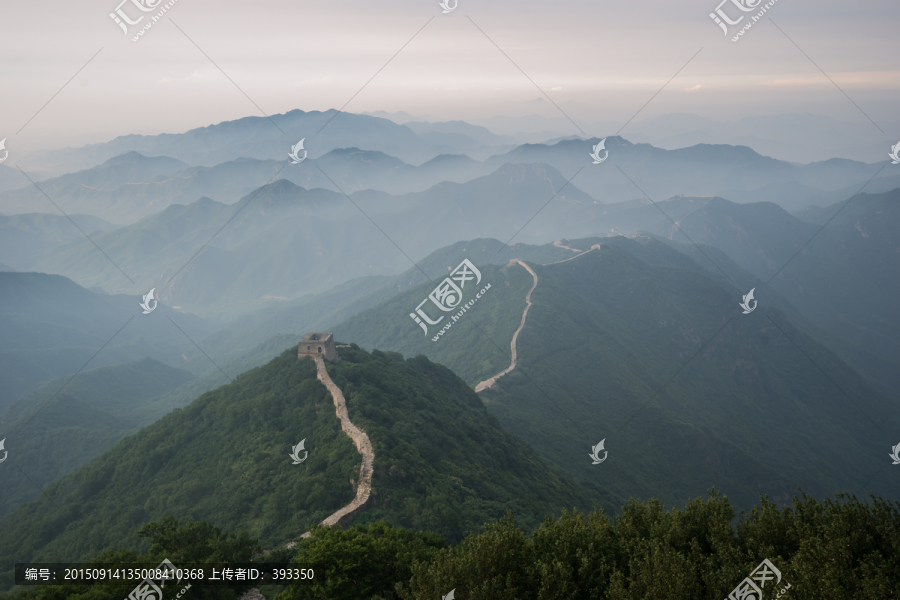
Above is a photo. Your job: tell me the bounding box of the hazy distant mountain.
[360,109,427,123]
[0,272,209,411]
[0,213,117,271]
[468,113,573,140]
[765,190,900,386]
[716,180,826,213]
[26,110,466,174]
[608,193,900,398]
[0,148,488,225]
[12,117,895,227]
[0,152,189,219]
[466,112,897,163]
[619,196,821,279]
[797,173,900,213]
[624,113,899,164]
[24,185,403,315]
[483,136,894,206]
[280,147,488,196]
[26,164,606,314]
[0,164,32,195]
[404,120,517,146]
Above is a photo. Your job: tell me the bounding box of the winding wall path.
[553,239,582,253]
[474,259,538,393]
[545,243,603,265]
[289,354,375,545]
[474,244,604,394]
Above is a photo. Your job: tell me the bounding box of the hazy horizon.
[1,0,897,160]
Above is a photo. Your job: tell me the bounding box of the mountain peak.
[101,150,151,165]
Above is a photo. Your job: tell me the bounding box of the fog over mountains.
[4,111,897,224]
[1,107,898,597]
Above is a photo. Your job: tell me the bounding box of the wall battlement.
[298,332,339,361]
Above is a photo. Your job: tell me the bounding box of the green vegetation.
[275,521,445,600]
[333,237,579,387]
[0,358,195,519]
[323,346,612,539]
[330,235,900,512]
[0,272,209,414]
[482,236,898,507]
[0,346,609,593]
[334,262,532,386]
[2,516,262,600]
[0,354,356,591]
[7,491,897,600]
[397,490,900,600]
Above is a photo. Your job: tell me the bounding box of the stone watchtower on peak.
[298,332,339,361]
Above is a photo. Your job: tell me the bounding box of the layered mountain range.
[1,109,897,597]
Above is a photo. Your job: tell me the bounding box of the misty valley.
[2,7,900,595]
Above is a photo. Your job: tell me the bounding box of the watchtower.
[298,332,339,361]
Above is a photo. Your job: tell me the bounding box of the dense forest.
[0,346,605,592]
[4,490,897,599]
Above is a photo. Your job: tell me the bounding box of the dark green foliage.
[323,346,613,540]
[398,491,900,600]
[334,262,534,386]
[0,358,195,519]
[274,521,445,600]
[0,353,357,591]
[482,236,899,508]
[332,235,900,512]
[0,517,262,600]
[0,345,607,593]
[136,516,262,564]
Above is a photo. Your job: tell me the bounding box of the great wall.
[244,244,606,597]
[286,342,375,548]
[474,259,538,393]
[474,242,603,393]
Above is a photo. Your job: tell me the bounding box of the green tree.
[275,521,445,600]
[137,516,262,564]
[1,518,263,600]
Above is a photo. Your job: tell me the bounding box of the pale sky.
[1,0,897,153]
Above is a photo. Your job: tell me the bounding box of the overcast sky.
[1,0,896,153]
